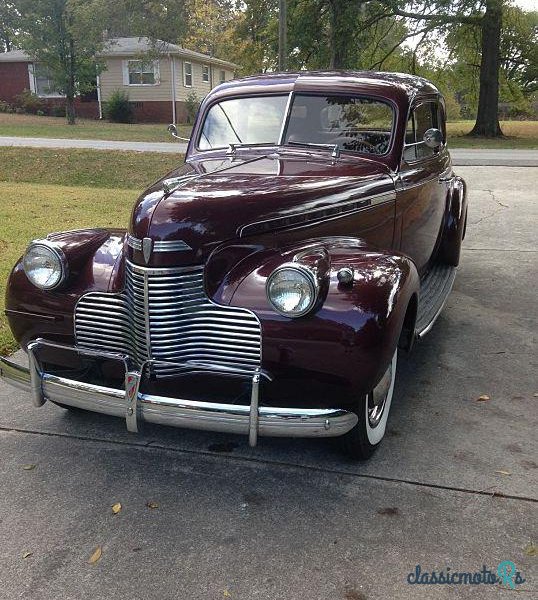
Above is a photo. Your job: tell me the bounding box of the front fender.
[222,237,419,399]
[5,229,126,349]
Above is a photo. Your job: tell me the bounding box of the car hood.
[129,151,395,267]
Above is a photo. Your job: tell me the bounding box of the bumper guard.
[0,339,358,446]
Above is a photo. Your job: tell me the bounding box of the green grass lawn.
[0,147,181,189]
[0,147,183,355]
[446,120,538,149]
[0,113,192,142]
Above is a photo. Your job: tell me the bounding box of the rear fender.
[439,176,467,266]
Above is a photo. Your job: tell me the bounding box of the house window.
[219,70,225,84]
[32,64,62,97]
[184,62,192,87]
[202,65,209,83]
[127,60,159,85]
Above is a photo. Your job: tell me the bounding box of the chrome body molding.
[127,234,193,253]
[75,261,262,378]
[238,190,396,237]
[0,341,359,444]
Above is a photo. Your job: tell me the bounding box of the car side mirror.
[423,128,443,149]
[167,124,190,142]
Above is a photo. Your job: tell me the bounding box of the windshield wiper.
[226,142,274,156]
[287,140,340,158]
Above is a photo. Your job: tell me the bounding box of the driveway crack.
[1,424,537,504]
[471,188,509,225]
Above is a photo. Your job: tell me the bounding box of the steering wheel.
[351,139,376,152]
[331,136,376,152]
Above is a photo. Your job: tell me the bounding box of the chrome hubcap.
[367,361,393,428]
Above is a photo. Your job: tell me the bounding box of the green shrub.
[50,104,66,118]
[184,90,201,124]
[443,93,461,121]
[13,90,46,115]
[0,100,13,113]
[104,90,134,123]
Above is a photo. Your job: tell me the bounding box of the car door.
[396,99,452,275]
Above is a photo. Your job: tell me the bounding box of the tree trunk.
[66,95,76,125]
[278,0,287,71]
[328,0,347,69]
[66,37,76,125]
[469,0,503,137]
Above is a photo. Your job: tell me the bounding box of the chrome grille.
[75,261,262,377]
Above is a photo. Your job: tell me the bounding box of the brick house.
[0,37,237,123]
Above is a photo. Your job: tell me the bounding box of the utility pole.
[278,0,287,71]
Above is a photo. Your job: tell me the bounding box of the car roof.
[214,71,440,102]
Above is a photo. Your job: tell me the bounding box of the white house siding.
[99,57,173,102]
[100,56,234,104]
[175,60,234,101]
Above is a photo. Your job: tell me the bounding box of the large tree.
[377,1,505,137]
[16,0,107,124]
[0,1,19,52]
[102,0,189,43]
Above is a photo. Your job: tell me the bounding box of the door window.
[403,101,442,162]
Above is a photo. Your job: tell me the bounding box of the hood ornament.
[142,237,153,264]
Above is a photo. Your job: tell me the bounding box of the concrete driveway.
[0,167,536,599]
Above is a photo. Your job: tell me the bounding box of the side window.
[403,114,416,162]
[403,101,441,163]
[414,103,435,159]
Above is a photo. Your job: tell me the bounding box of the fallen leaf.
[377,507,400,516]
[476,395,490,402]
[523,542,537,557]
[88,546,102,564]
[533,393,538,398]
[495,470,512,476]
[146,501,159,509]
[111,502,122,514]
[22,552,32,559]
[223,591,231,598]
[22,464,36,471]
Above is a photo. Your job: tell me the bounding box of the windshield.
[284,95,393,156]
[198,93,393,156]
[199,95,288,150]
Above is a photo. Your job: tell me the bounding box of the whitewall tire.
[340,349,397,460]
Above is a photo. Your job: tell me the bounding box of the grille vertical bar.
[75,261,262,377]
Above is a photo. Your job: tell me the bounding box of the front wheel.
[340,349,397,460]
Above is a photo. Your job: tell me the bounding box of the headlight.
[23,242,67,290]
[266,264,318,317]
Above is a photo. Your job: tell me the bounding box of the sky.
[513,0,537,9]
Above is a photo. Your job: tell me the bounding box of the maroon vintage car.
[0,72,467,459]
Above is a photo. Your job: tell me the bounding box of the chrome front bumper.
[0,339,358,446]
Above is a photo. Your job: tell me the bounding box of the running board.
[415,263,457,338]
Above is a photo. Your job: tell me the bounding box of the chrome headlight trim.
[266,263,319,318]
[23,240,68,290]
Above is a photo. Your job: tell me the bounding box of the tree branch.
[376,1,482,26]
